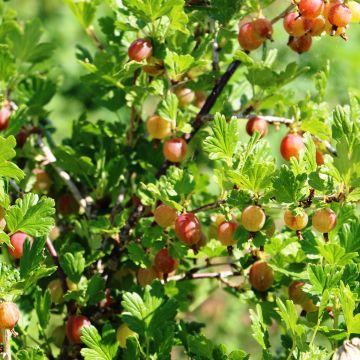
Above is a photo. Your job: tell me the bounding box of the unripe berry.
[284,13,311,37]
[66,315,91,344]
[246,116,268,137]
[249,261,274,292]
[0,302,20,329]
[349,1,360,22]
[284,209,308,231]
[32,169,52,193]
[66,278,78,291]
[238,23,263,51]
[299,0,324,19]
[128,39,152,62]
[9,231,33,259]
[154,204,177,228]
[217,221,238,246]
[241,205,266,232]
[117,324,136,348]
[328,4,352,27]
[163,138,187,163]
[280,133,305,161]
[154,249,177,274]
[0,105,11,131]
[48,279,64,304]
[146,115,172,139]
[175,88,195,107]
[252,18,273,39]
[175,213,202,246]
[136,266,159,287]
[288,34,312,54]
[312,208,337,233]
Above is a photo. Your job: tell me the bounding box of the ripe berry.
[175,88,195,107]
[57,194,79,215]
[299,0,324,19]
[136,266,159,287]
[246,116,268,137]
[252,18,273,39]
[280,133,305,161]
[284,12,311,37]
[217,221,238,246]
[307,15,326,36]
[349,1,360,22]
[288,34,312,54]
[312,208,337,233]
[284,209,308,231]
[249,261,274,292]
[32,169,52,193]
[9,231,33,259]
[175,213,202,246]
[316,150,324,165]
[0,302,20,329]
[66,315,91,344]
[0,106,10,131]
[238,23,263,51]
[288,281,317,312]
[128,39,152,62]
[328,4,352,27]
[154,204,177,228]
[117,324,136,348]
[323,0,342,18]
[48,279,64,304]
[154,249,177,274]
[163,138,187,163]
[241,205,266,232]
[146,115,172,139]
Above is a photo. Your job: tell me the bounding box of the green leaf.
[338,282,360,335]
[34,287,51,329]
[158,93,178,122]
[16,347,45,360]
[165,50,194,81]
[307,264,342,295]
[0,136,24,182]
[5,194,55,237]
[317,243,357,266]
[59,252,85,283]
[249,304,270,350]
[86,274,106,305]
[64,0,98,28]
[0,45,15,81]
[203,113,239,166]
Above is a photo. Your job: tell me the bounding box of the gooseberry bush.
[0,0,359,359]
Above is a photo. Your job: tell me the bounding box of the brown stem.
[190,199,226,214]
[166,269,242,282]
[270,4,295,24]
[85,26,104,51]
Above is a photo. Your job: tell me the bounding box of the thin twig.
[165,269,243,282]
[190,199,226,214]
[271,4,295,24]
[37,136,92,217]
[85,26,104,51]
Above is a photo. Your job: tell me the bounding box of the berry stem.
[270,4,296,24]
[190,199,226,213]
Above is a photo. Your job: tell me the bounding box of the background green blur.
[8,0,360,357]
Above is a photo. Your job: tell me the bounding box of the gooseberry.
[128,39,152,62]
[66,315,91,344]
[241,205,266,232]
[146,115,172,139]
[312,208,337,233]
[163,138,187,163]
[9,231,33,259]
[175,213,202,246]
[249,261,274,292]
[280,133,305,161]
[154,204,177,228]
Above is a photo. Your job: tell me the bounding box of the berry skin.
[252,18,273,39]
[246,116,268,137]
[349,1,360,22]
[117,324,136,348]
[307,15,326,36]
[57,194,79,215]
[288,281,317,312]
[288,34,312,54]
[217,221,238,246]
[312,208,337,233]
[163,138,187,163]
[0,106,10,131]
[154,249,177,274]
[128,39,152,62]
[175,88,195,107]
[175,213,202,246]
[32,169,52,193]
[328,4,352,27]
[280,133,305,161]
[249,261,274,292]
[284,209,308,231]
[136,266,159,287]
[48,279,64,304]
[66,315,91,344]
[0,302,20,329]
[154,204,177,228]
[284,13,311,37]
[9,231,33,259]
[146,115,172,139]
[241,205,266,232]
[238,23,263,51]
[299,0,324,19]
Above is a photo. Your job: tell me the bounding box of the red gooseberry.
[0,106,10,131]
[154,204,177,228]
[128,39,153,62]
[66,315,91,344]
[154,249,177,274]
[238,23,263,51]
[136,266,160,287]
[246,116,268,137]
[252,18,273,39]
[217,221,238,246]
[175,213,202,246]
[249,261,274,292]
[280,133,305,161]
[288,34,312,54]
[8,231,33,259]
[0,302,20,329]
[163,138,187,163]
[299,0,324,19]
[283,12,311,37]
[328,4,352,27]
[312,208,337,233]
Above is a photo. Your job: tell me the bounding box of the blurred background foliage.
[7,0,360,357]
